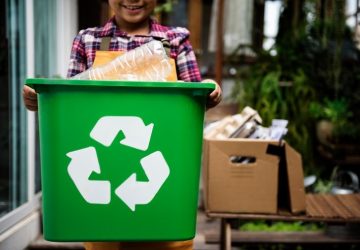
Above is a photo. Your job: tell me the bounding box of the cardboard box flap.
[275,142,305,214]
[284,143,306,213]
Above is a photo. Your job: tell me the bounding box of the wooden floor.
[306,194,360,220]
[207,194,360,223]
[205,194,360,250]
[205,231,360,245]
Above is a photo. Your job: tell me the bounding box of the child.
[23,0,222,110]
[23,1,222,249]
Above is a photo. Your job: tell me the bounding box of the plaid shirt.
[67,17,201,82]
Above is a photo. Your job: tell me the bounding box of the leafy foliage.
[232,52,317,173]
[309,98,359,143]
[154,0,178,14]
[313,179,333,193]
[240,220,322,232]
[230,0,360,174]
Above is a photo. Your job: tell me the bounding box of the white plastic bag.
[72,40,172,81]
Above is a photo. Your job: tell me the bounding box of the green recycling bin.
[26,78,214,242]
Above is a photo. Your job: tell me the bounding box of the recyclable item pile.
[202,106,306,215]
[204,106,288,141]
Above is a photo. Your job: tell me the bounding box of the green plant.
[154,0,177,14]
[313,179,333,193]
[310,99,351,122]
[232,59,317,173]
[230,0,360,175]
[239,220,323,232]
[309,99,359,143]
[301,1,360,145]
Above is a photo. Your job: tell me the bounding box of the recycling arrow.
[67,116,170,211]
[67,147,111,204]
[90,116,154,151]
[115,151,170,211]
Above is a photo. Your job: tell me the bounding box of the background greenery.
[231,0,360,177]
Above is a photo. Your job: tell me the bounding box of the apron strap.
[100,37,112,51]
[152,37,171,57]
[161,38,171,58]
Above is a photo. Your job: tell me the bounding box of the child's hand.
[202,79,222,109]
[23,85,38,111]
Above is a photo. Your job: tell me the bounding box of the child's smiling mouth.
[122,5,144,11]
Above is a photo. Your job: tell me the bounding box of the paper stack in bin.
[203,106,306,215]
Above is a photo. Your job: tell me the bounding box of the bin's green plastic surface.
[26,78,214,242]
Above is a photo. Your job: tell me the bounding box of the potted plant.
[310,99,355,143]
[310,98,360,163]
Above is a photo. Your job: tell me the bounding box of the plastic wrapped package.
[72,40,172,81]
[203,106,262,139]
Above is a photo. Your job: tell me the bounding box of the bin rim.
[26,78,215,92]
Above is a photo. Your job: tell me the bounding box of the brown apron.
[92,37,178,81]
[84,37,192,250]
[84,240,194,250]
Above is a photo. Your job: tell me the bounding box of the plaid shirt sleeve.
[173,29,202,82]
[67,30,87,78]
[176,39,202,82]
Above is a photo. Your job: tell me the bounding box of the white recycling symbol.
[66,116,170,212]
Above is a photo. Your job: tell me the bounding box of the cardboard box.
[203,139,305,214]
